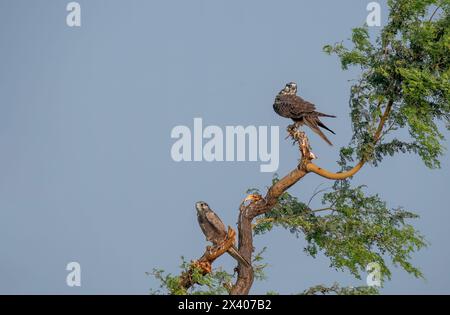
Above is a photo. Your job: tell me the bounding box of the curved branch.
[265,168,308,210]
[306,161,364,180]
[429,4,442,22]
[305,100,393,180]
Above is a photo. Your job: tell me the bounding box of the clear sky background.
[0,0,449,294]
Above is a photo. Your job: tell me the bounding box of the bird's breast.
[273,99,292,119]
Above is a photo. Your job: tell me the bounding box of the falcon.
[273,82,336,145]
[195,201,251,267]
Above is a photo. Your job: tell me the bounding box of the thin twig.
[429,4,442,22]
[307,184,332,207]
[312,207,336,213]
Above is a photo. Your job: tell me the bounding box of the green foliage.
[253,247,269,281]
[148,257,234,295]
[301,283,379,295]
[325,0,450,168]
[253,177,427,282]
[150,252,268,295]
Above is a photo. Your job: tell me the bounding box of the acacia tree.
[151,0,449,295]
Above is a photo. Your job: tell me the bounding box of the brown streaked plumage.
[273,82,336,145]
[195,201,251,267]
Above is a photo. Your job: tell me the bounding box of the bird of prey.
[195,201,251,267]
[273,82,336,145]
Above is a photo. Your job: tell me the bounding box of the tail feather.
[228,245,251,268]
[304,116,333,146]
[315,111,336,118]
[316,119,335,134]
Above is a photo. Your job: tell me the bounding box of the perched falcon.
[273,82,336,145]
[195,201,251,267]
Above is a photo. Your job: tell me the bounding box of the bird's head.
[279,82,297,95]
[195,201,209,213]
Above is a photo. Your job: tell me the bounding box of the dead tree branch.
[179,227,237,290]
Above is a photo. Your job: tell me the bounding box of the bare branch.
[179,227,237,290]
[429,4,442,22]
[312,207,335,213]
[305,100,393,180]
[307,183,332,207]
